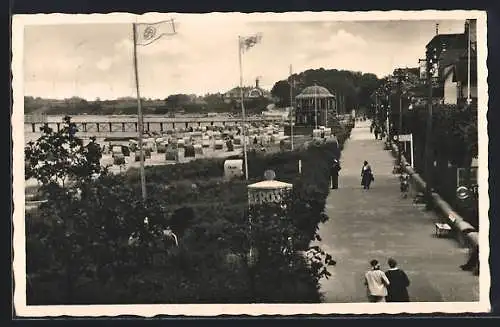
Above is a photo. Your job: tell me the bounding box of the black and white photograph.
[12,11,489,316]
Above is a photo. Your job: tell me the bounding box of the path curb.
[389,142,478,250]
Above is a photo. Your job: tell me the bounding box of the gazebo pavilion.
[295,84,336,128]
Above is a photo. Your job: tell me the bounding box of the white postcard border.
[12,10,490,316]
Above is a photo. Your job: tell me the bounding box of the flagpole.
[238,36,249,180]
[289,64,294,151]
[132,23,147,201]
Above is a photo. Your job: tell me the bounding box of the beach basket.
[214,140,224,150]
[184,145,195,158]
[193,144,203,155]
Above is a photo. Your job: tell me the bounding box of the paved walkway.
[317,120,479,303]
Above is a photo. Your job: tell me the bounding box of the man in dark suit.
[385,258,410,302]
[330,159,341,189]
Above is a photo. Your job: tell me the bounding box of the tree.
[270,80,292,107]
[25,117,178,303]
[165,94,192,111]
[270,68,383,111]
[25,116,105,189]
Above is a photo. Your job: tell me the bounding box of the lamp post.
[423,48,439,209]
[393,69,409,168]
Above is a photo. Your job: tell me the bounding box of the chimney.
[255,77,259,88]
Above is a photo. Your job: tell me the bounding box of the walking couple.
[364,258,410,303]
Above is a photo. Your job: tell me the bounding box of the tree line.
[24,93,272,116]
[270,68,382,114]
[25,68,386,117]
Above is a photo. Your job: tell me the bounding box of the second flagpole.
[132,23,147,201]
[238,36,249,181]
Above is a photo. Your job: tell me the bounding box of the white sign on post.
[397,134,414,168]
[398,134,412,142]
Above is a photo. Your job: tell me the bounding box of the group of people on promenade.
[370,121,387,140]
[364,258,410,303]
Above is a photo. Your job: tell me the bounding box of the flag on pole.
[135,19,176,46]
[131,19,176,201]
[240,33,263,52]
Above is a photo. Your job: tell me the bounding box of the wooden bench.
[435,223,452,237]
[413,192,426,204]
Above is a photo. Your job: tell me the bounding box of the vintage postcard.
[12,10,490,317]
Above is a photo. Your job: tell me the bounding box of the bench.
[435,222,452,237]
[413,192,426,204]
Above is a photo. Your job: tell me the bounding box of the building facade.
[224,78,271,103]
[425,19,477,104]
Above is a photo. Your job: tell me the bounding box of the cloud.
[332,29,367,48]
[316,29,367,53]
[22,17,467,99]
[96,56,114,71]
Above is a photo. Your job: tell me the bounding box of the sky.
[22,14,466,100]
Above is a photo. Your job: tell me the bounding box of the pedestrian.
[361,160,374,189]
[330,158,341,189]
[385,258,410,302]
[380,129,386,140]
[374,126,379,140]
[364,259,390,303]
[460,244,479,276]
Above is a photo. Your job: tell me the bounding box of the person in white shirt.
[364,259,390,302]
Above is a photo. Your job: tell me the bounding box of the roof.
[224,86,270,98]
[247,180,293,189]
[440,48,467,69]
[296,85,335,99]
[444,59,478,84]
[442,46,478,84]
[426,33,466,50]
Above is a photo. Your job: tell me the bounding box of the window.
[457,167,478,187]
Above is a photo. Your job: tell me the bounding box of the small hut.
[224,159,244,180]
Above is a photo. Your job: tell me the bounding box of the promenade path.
[317,120,479,303]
